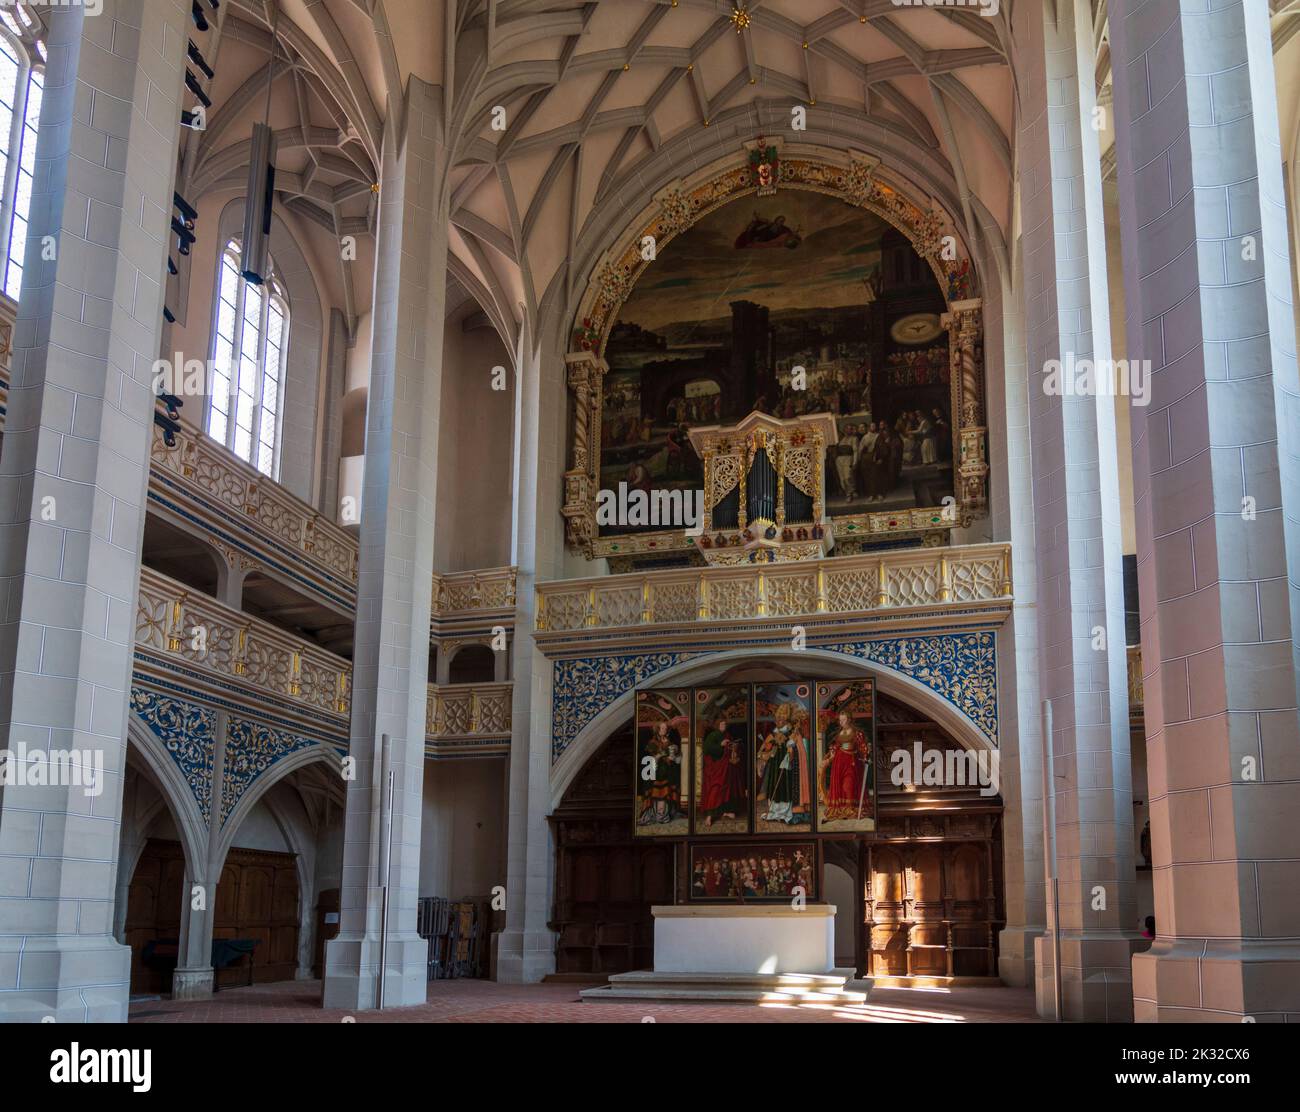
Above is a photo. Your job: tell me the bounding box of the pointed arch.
[125,713,209,876]
[548,646,996,810]
[216,745,339,867]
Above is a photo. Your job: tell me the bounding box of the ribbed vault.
[129,0,1300,347]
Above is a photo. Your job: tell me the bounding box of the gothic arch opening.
[550,679,1003,983]
[448,644,496,685]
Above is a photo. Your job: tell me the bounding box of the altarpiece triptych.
[634,679,876,901]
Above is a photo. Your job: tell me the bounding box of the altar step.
[869,974,1002,989]
[579,969,872,1005]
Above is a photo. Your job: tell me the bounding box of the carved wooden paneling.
[550,725,675,976]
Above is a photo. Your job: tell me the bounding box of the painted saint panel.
[692,685,751,835]
[634,689,691,836]
[815,679,876,832]
[689,842,817,901]
[753,682,814,833]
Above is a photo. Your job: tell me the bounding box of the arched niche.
[550,646,995,811]
[447,643,496,685]
[560,147,988,559]
[548,666,1004,982]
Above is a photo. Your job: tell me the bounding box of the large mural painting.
[600,190,954,526]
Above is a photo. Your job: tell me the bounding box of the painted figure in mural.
[637,719,683,826]
[853,421,877,498]
[757,704,811,825]
[870,420,893,501]
[664,423,690,479]
[901,411,919,464]
[820,710,872,821]
[834,424,859,499]
[733,212,802,250]
[624,460,652,494]
[917,411,937,465]
[932,408,951,462]
[699,714,747,826]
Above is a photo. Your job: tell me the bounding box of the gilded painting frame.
[562,145,988,560]
[753,681,815,834]
[814,678,877,833]
[691,684,752,836]
[634,688,692,838]
[688,840,820,903]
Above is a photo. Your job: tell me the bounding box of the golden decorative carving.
[149,420,358,589]
[690,411,835,565]
[136,566,514,745]
[1127,644,1144,711]
[562,351,607,555]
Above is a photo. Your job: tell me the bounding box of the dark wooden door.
[126,839,302,992]
[125,839,186,994]
[212,847,301,986]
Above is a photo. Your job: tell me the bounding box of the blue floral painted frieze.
[552,651,700,761]
[221,716,320,824]
[550,630,998,762]
[819,631,998,745]
[130,688,216,821]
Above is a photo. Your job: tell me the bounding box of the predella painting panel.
[692,685,751,836]
[601,189,953,533]
[754,682,815,834]
[815,679,877,833]
[634,689,691,837]
[689,842,818,902]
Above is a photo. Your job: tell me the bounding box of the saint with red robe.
[699,715,746,826]
[820,711,872,821]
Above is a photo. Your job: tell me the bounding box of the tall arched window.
[0,17,45,300]
[208,239,289,477]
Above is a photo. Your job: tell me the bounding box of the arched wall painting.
[600,190,953,533]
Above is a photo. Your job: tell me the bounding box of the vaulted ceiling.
[450,1,1019,346]
[173,1,1015,344]
[169,0,1300,349]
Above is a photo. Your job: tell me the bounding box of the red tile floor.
[128,977,1042,1023]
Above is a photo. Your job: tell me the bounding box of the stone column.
[172,709,224,999]
[322,79,448,1010]
[172,864,216,999]
[0,0,189,1023]
[1109,0,1300,1021]
[212,546,247,609]
[494,320,566,983]
[1017,0,1141,1021]
[987,254,1046,988]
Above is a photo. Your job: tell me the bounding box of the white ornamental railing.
[136,566,512,742]
[536,543,1012,633]
[149,420,358,595]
